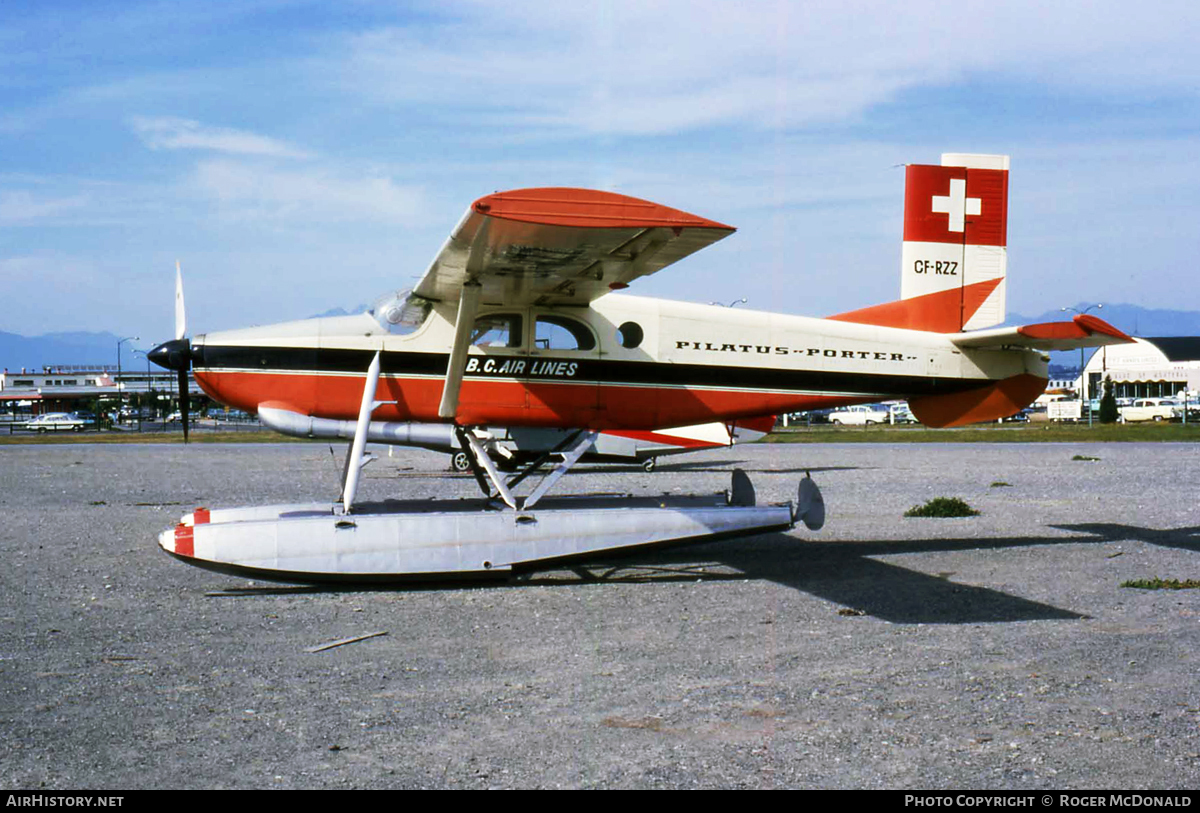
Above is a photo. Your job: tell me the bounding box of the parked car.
[1158,398,1200,421]
[828,404,890,426]
[1118,398,1180,423]
[787,409,832,425]
[212,408,253,422]
[888,403,918,424]
[24,413,88,433]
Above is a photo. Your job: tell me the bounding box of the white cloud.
[0,190,90,224]
[190,159,426,225]
[131,116,312,159]
[334,1,1200,137]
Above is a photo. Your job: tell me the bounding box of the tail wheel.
[642,457,657,472]
[450,450,472,472]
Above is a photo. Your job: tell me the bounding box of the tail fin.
[831,153,1009,333]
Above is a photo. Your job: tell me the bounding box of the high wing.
[950,313,1133,352]
[413,188,735,308]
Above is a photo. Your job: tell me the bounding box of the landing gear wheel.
[450,450,472,472]
[642,457,657,472]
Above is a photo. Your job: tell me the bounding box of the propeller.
[148,261,192,443]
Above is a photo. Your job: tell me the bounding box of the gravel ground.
[1,440,1198,789]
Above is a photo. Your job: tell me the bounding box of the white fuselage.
[188,293,1045,430]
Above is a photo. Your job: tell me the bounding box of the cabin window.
[369,289,432,335]
[535,315,595,351]
[617,321,644,349]
[471,314,523,348]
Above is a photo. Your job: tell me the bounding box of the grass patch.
[1072,454,1101,461]
[0,431,310,445]
[1121,578,1200,590]
[990,481,1012,488]
[904,497,980,518]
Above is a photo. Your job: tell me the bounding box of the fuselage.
[188,293,1048,431]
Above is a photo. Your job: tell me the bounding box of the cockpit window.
[535,314,596,351]
[370,289,431,335]
[471,314,523,348]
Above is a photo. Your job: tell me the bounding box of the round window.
[617,321,644,349]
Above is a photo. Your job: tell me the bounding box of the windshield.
[369,289,432,335]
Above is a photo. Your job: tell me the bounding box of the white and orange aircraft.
[149,153,1132,582]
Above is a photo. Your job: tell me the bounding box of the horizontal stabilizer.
[949,314,1133,352]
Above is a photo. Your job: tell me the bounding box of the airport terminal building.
[1083,337,1200,401]
[0,366,200,417]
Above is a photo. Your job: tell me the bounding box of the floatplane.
[148,153,1131,582]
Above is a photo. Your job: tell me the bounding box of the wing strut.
[340,351,396,514]
[458,427,519,509]
[454,427,599,511]
[522,430,598,510]
[437,281,482,420]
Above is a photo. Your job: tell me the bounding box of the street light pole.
[116,336,138,430]
[132,348,153,432]
[1061,305,1102,427]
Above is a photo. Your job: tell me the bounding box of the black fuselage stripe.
[196,345,986,398]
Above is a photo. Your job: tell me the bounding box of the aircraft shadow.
[555,533,1089,625]
[725,465,866,475]
[605,520,1200,623]
[1050,522,1200,554]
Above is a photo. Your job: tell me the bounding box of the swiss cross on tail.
[901,154,1010,331]
[931,179,981,232]
[904,161,1008,245]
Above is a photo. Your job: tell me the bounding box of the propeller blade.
[174,260,187,341]
[178,368,189,443]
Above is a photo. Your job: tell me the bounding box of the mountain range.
[4,303,1199,373]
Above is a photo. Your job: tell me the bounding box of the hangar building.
[1083,337,1200,401]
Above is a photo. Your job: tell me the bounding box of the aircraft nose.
[148,338,191,371]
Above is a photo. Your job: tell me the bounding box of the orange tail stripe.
[828,278,1003,333]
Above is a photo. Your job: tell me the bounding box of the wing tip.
[472,187,735,232]
[1075,313,1134,343]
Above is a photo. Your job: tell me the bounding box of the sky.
[2,0,1199,351]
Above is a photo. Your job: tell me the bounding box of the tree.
[1099,376,1119,423]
